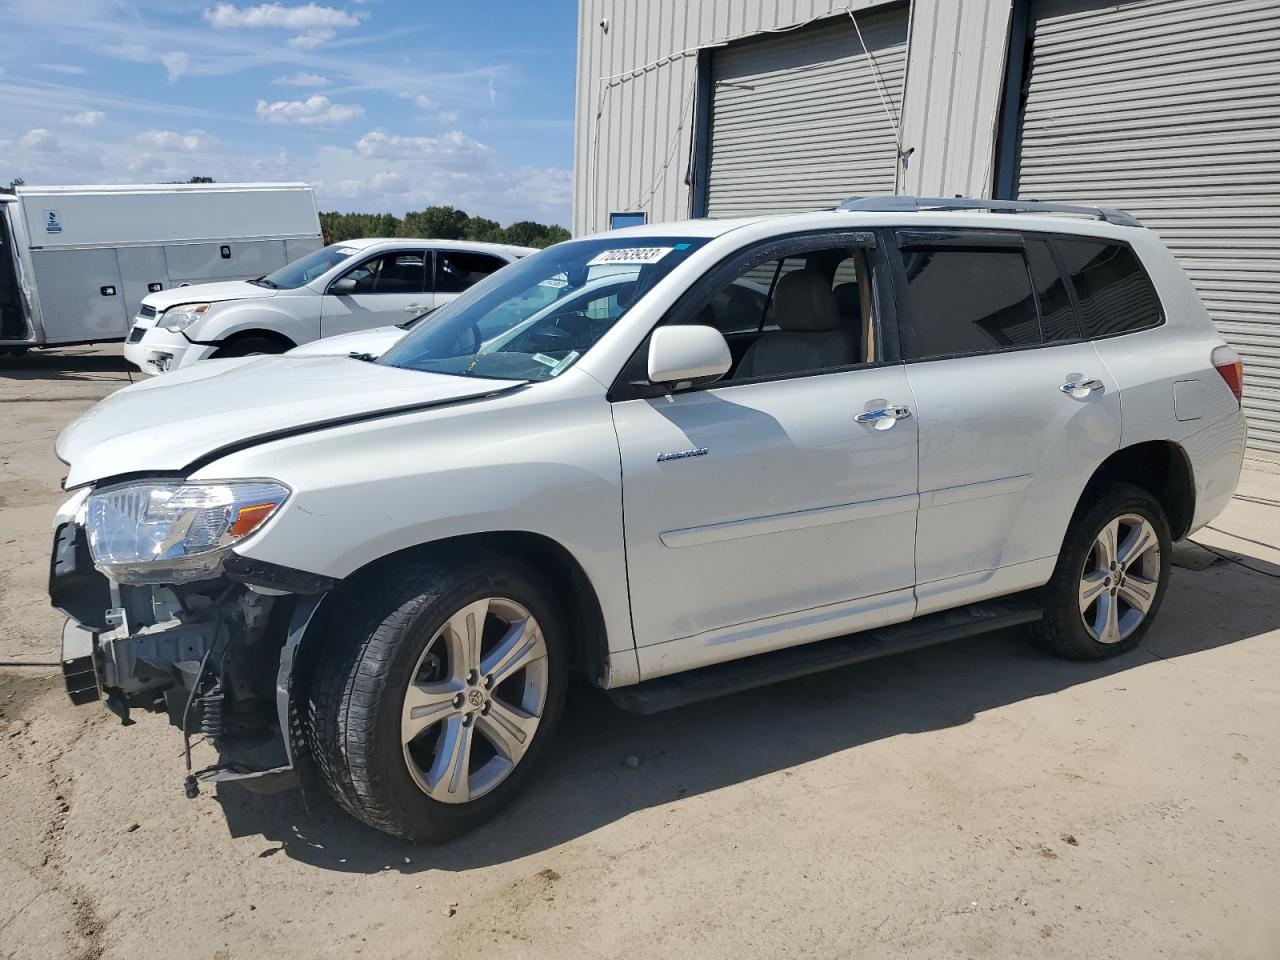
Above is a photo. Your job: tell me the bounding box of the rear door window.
[435,251,508,294]
[895,244,1040,359]
[1053,238,1163,338]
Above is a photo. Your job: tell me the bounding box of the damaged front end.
[49,481,332,797]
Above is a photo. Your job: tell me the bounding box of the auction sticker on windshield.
[587,247,672,266]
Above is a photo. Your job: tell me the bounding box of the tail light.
[1212,345,1243,404]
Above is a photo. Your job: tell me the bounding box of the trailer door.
[31,248,127,344]
[0,204,28,341]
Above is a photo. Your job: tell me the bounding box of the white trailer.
[0,182,322,350]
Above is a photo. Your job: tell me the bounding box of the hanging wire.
[848,8,906,193]
[618,72,700,215]
[586,5,886,228]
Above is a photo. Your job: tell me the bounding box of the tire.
[1032,481,1172,660]
[304,553,568,841]
[210,336,289,358]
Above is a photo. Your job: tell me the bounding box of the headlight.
[85,480,290,584]
[158,303,211,331]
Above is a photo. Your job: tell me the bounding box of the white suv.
[122,238,534,375]
[51,198,1246,841]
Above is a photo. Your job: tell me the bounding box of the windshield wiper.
[249,276,278,289]
[347,351,378,363]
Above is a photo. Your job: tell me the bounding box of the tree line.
[320,206,570,249]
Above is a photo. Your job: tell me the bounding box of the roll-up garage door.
[706,8,909,219]
[1016,0,1280,454]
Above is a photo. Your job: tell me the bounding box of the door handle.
[403,304,427,312]
[1060,378,1103,396]
[856,404,912,427]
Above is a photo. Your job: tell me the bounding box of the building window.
[609,212,647,230]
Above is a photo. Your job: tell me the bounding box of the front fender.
[189,372,636,661]
[186,299,319,346]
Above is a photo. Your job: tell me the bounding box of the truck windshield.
[258,244,359,289]
[379,236,708,381]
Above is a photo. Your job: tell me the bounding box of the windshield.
[379,236,708,381]
[259,244,360,289]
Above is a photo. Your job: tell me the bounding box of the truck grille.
[127,326,145,343]
[137,305,157,321]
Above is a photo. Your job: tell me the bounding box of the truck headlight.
[85,480,290,584]
[158,303,211,331]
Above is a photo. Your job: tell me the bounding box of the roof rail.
[836,195,1142,228]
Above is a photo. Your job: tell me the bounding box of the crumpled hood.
[57,354,522,487]
[286,324,407,358]
[140,280,278,315]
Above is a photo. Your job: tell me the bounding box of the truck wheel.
[304,554,568,841]
[1032,482,1171,660]
[211,336,288,358]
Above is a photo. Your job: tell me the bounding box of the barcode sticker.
[586,247,672,266]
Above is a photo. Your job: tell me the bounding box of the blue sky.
[0,0,579,226]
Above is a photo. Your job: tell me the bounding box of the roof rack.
[836,195,1142,228]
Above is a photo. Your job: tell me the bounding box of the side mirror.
[330,277,357,295]
[647,325,731,387]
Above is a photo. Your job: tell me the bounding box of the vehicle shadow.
[215,547,1280,872]
[0,347,135,383]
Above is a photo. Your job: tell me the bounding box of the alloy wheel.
[1078,513,1162,644]
[400,597,549,803]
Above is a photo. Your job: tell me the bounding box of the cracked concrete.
[2,346,1279,959]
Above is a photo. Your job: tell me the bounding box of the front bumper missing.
[61,618,99,705]
[49,520,331,795]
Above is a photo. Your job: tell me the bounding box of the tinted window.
[1054,239,1162,338]
[435,251,507,294]
[339,251,427,294]
[1026,240,1080,342]
[898,246,1039,359]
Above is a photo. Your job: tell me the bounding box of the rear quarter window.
[1053,238,1163,338]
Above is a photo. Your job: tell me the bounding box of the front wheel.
[210,336,289,358]
[1032,482,1171,660]
[304,555,568,841]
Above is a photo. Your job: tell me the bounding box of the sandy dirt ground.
[2,346,1278,960]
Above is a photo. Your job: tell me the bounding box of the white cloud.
[135,129,219,152]
[203,1,362,30]
[288,28,334,47]
[399,93,464,125]
[162,51,190,82]
[273,72,330,87]
[65,110,106,127]
[255,94,364,125]
[308,130,570,225]
[355,129,491,165]
[37,63,89,76]
[371,171,408,193]
[203,2,365,47]
[19,128,60,152]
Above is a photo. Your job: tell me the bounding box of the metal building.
[572,0,1280,454]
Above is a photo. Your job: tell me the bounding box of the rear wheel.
[1033,482,1171,660]
[305,554,567,841]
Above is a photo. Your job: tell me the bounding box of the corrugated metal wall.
[706,10,909,217]
[899,0,1012,197]
[573,0,1013,234]
[1016,0,1280,453]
